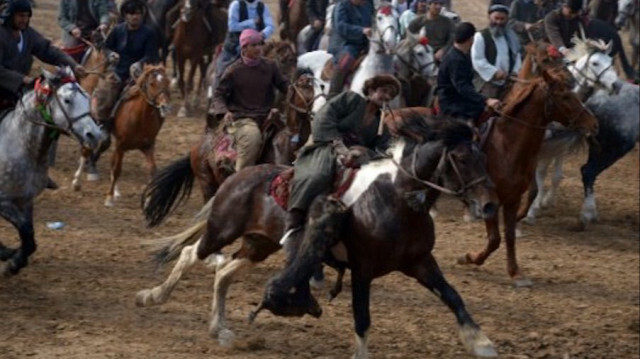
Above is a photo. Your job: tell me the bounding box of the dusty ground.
[0,0,638,358]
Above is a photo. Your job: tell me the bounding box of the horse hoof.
[177,106,188,118]
[513,276,533,288]
[459,325,498,358]
[521,216,536,225]
[217,328,236,347]
[515,227,527,238]
[104,197,115,207]
[457,254,471,265]
[72,180,81,192]
[309,277,324,290]
[114,188,122,198]
[86,173,100,181]
[135,289,154,307]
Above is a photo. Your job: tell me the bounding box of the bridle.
[567,51,615,93]
[395,43,437,78]
[139,68,170,111]
[285,74,316,114]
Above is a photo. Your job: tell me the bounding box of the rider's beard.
[489,23,505,38]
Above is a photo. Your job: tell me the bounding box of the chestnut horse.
[142,69,315,227]
[104,64,171,207]
[136,119,499,357]
[457,67,599,286]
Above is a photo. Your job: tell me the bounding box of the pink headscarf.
[239,29,262,48]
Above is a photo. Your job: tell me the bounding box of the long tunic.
[288,91,390,211]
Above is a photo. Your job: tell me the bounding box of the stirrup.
[279,226,301,246]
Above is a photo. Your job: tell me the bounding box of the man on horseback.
[436,22,501,121]
[267,74,401,310]
[327,0,374,99]
[471,1,523,99]
[302,0,329,51]
[0,0,86,111]
[92,0,158,129]
[544,0,585,56]
[214,0,274,88]
[211,28,288,172]
[407,0,456,63]
[57,0,110,49]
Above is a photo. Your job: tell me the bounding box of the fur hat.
[239,29,262,48]
[362,75,401,98]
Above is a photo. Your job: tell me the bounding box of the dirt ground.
[1,0,638,358]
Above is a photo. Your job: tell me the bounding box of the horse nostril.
[483,203,497,219]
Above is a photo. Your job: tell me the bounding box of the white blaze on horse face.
[340,140,405,207]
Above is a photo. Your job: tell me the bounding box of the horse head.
[36,67,104,150]
[616,0,637,28]
[539,67,599,136]
[371,4,399,55]
[136,64,171,117]
[284,69,315,137]
[566,36,624,95]
[396,36,437,79]
[263,41,298,80]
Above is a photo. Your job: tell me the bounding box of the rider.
[302,0,329,51]
[544,0,585,56]
[399,0,427,38]
[214,0,274,89]
[57,0,111,49]
[407,0,455,63]
[211,28,288,172]
[0,0,86,110]
[268,75,401,308]
[436,22,501,121]
[471,1,523,99]
[92,0,158,128]
[327,0,374,99]
[508,0,558,47]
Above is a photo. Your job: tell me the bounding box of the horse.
[172,0,210,117]
[521,40,639,228]
[297,4,400,113]
[144,0,180,68]
[456,66,599,286]
[136,119,500,358]
[584,17,637,80]
[142,69,315,227]
[394,35,438,107]
[279,0,308,45]
[103,64,171,207]
[616,0,640,72]
[0,68,104,276]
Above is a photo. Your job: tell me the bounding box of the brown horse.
[172,0,209,117]
[279,0,309,45]
[104,64,171,207]
[135,119,499,357]
[142,69,315,227]
[456,67,599,287]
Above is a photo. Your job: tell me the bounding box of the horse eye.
[64,98,71,104]
[416,52,424,57]
[591,61,599,67]
[377,16,383,21]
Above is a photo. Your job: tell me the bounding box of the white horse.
[394,35,438,106]
[297,4,400,113]
[616,0,639,71]
[523,38,636,227]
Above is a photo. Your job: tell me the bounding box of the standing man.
[436,22,501,121]
[471,1,522,99]
[1,0,86,109]
[214,0,274,88]
[407,0,456,63]
[211,29,288,172]
[58,0,110,49]
[92,0,158,128]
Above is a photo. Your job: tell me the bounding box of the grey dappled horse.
[0,67,104,276]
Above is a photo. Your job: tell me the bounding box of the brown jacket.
[544,9,583,50]
[212,57,288,127]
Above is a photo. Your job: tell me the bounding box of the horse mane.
[383,110,473,149]
[396,35,417,54]
[566,36,610,62]
[427,119,474,149]
[135,64,163,88]
[501,78,544,116]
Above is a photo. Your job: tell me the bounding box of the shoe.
[45,176,59,190]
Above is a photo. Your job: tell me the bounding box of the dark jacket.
[58,0,111,46]
[327,0,373,55]
[306,0,329,23]
[544,8,582,50]
[436,46,486,119]
[104,23,159,82]
[0,25,76,97]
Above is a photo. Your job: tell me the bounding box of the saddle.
[319,54,367,82]
[269,164,360,210]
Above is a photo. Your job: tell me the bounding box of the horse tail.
[537,127,587,161]
[146,197,214,266]
[142,154,195,227]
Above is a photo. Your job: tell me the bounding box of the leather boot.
[327,68,348,100]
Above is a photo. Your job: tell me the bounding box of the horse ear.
[41,68,55,81]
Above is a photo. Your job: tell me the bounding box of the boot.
[327,68,348,100]
[45,176,59,190]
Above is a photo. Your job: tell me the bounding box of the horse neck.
[398,141,447,207]
[519,54,536,80]
[79,50,104,94]
[3,94,56,165]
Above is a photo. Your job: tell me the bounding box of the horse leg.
[105,147,124,207]
[523,159,549,224]
[542,155,564,208]
[458,214,501,267]
[177,56,188,118]
[406,254,497,357]
[136,237,204,306]
[0,242,17,261]
[209,256,253,346]
[142,146,157,179]
[72,151,88,191]
[0,203,35,277]
[350,275,372,359]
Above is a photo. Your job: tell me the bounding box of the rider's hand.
[493,69,507,81]
[486,98,501,110]
[98,24,108,32]
[339,148,366,169]
[434,48,445,61]
[312,19,323,29]
[71,27,82,38]
[362,27,373,37]
[74,65,87,79]
[255,16,263,27]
